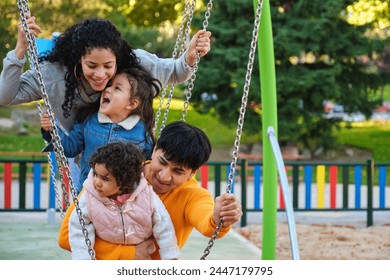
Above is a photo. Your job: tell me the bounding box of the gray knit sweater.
[0,49,193,132]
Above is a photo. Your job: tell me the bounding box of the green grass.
[337,121,390,162]
[381,84,390,101]
[335,83,390,162]
[0,105,44,153]
[153,98,239,148]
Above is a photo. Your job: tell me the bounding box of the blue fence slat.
[379,166,386,208]
[304,166,312,209]
[254,165,261,209]
[33,163,42,209]
[354,166,362,209]
[49,152,57,209]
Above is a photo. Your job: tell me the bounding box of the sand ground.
[237,221,390,260]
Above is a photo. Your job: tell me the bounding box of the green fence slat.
[18,162,27,209]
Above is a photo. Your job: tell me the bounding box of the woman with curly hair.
[69,141,179,260]
[0,15,211,133]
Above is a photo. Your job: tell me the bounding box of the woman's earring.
[73,64,82,80]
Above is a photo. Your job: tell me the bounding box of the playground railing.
[198,159,390,227]
[0,153,66,212]
[1,157,390,227]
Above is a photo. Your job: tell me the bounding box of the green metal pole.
[255,0,278,260]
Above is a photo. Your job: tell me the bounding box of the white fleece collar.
[97,112,140,130]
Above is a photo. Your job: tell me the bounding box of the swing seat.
[41,141,54,153]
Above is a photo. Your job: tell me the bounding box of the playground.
[1,1,389,266]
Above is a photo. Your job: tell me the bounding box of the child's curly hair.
[89,142,145,194]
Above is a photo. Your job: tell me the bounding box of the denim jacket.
[42,112,153,192]
[1,49,193,133]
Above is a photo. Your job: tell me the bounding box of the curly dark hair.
[121,67,161,146]
[40,18,141,119]
[89,142,145,194]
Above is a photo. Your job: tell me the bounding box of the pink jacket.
[68,171,179,259]
[84,174,154,244]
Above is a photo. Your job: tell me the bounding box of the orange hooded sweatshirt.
[58,177,231,259]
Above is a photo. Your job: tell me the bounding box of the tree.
[0,1,21,67]
[0,0,186,70]
[103,0,182,27]
[191,0,262,135]
[346,0,390,98]
[346,0,390,32]
[192,0,390,155]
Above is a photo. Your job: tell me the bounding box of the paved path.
[2,209,388,260]
[1,178,388,260]
[0,212,261,260]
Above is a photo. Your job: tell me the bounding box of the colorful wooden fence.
[0,153,68,211]
[1,158,389,227]
[199,160,390,227]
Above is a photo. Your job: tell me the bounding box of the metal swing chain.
[17,0,96,260]
[16,0,68,217]
[181,0,213,122]
[153,0,194,135]
[200,0,263,260]
[157,0,213,133]
[158,0,196,134]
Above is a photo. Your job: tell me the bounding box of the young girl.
[41,67,160,193]
[69,141,179,260]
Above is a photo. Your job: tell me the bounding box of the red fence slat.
[330,166,338,208]
[4,163,12,209]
